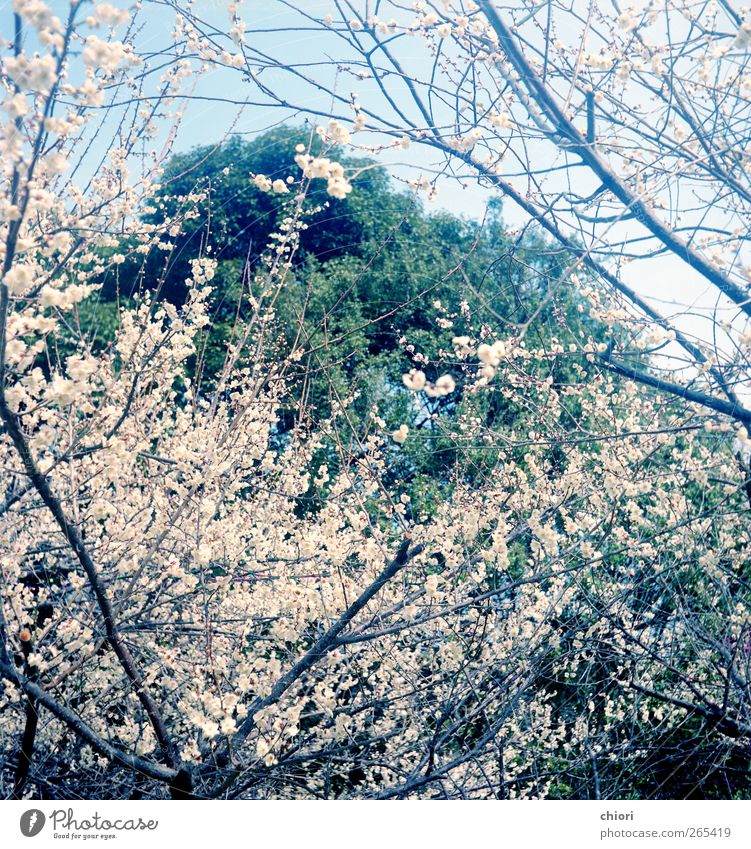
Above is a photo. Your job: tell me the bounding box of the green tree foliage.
[88,127,612,503]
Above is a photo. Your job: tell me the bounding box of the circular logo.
[20,810,46,837]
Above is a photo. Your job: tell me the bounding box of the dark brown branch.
[0,660,178,785]
[11,629,38,799]
[631,682,751,739]
[596,355,751,425]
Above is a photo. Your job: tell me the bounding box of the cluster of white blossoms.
[82,35,134,72]
[12,0,63,36]
[318,118,351,146]
[4,53,58,92]
[391,423,409,444]
[401,368,456,397]
[85,2,130,28]
[251,173,292,194]
[402,367,427,391]
[474,339,509,380]
[2,263,38,296]
[294,147,353,199]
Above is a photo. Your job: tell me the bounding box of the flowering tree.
[1,0,750,801]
